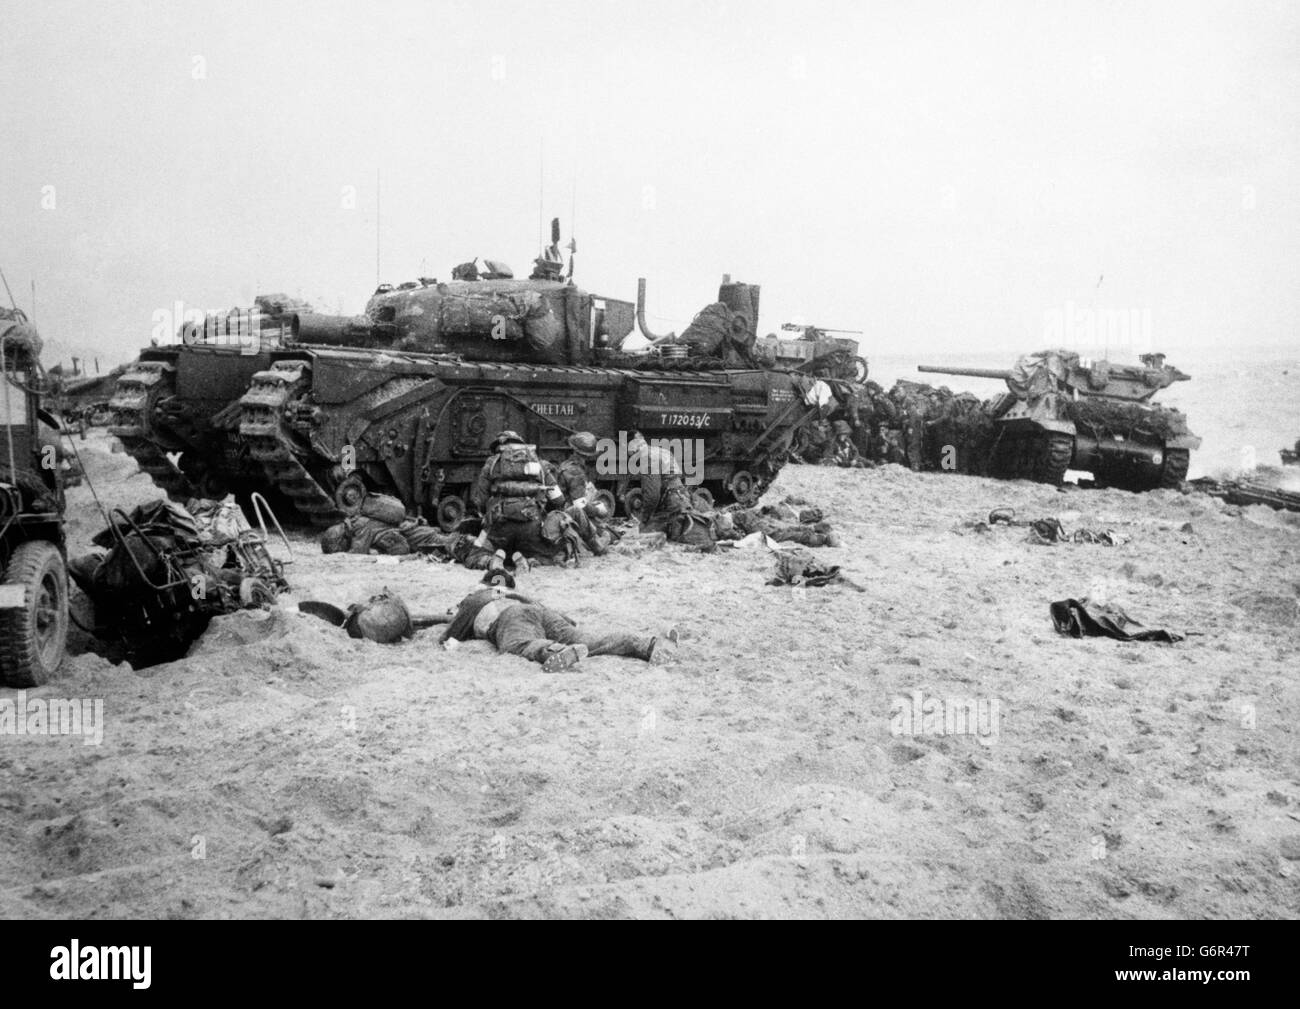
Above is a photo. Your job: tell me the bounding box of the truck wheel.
[0,542,69,687]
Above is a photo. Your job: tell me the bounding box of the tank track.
[239,362,342,527]
[989,430,1073,485]
[1035,433,1074,486]
[107,362,197,501]
[1160,448,1190,489]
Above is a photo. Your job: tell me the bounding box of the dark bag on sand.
[667,511,716,551]
[1049,597,1183,643]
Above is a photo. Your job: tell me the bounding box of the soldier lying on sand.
[713,500,841,547]
[440,587,679,672]
[320,514,502,566]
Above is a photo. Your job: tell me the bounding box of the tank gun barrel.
[917,365,1011,380]
[290,313,384,347]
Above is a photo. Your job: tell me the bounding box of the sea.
[867,345,1300,487]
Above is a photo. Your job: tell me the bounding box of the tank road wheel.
[436,495,467,532]
[690,486,715,512]
[728,469,757,505]
[1033,434,1074,486]
[1160,448,1190,490]
[0,542,70,687]
[335,475,368,516]
[592,488,617,519]
[623,487,647,523]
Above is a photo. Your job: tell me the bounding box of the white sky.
[1,0,1297,368]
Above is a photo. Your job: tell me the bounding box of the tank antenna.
[375,167,382,286]
[537,140,545,252]
[0,266,17,310]
[568,171,577,280]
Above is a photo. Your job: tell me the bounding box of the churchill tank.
[918,350,1200,491]
[115,224,843,525]
[108,295,310,503]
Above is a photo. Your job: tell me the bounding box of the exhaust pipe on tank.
[636,278,677,344]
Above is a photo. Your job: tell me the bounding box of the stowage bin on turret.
[918,349,1200,491]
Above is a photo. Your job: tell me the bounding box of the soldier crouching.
[470,430,568,567]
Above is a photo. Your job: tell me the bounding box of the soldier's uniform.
[826,420,867,467]
[718,505,840,547]
[555,432,612,556]
[470,431,565,563]
[320,515,496,566]
[628,432,691,530]
[441,588,674,672]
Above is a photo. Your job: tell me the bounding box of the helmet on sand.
[320,522,350,554]
[343,589,414,644]
[490,430,524,452]
[567,431,599,457]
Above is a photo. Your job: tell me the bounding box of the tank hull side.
[238,347,820,524]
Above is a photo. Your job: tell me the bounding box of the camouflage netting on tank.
[680,303,740,357]
[0,318,42,360]
[395,289,564,361]
[253,293,314,318]
[1064,398,1191,439]
[1006,350,1073,401]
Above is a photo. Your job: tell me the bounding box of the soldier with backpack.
[470,430,566,565]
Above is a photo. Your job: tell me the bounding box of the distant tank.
[114,224,844,525]
[1280,439,1298,467]
[918,349,1200,491]
[754,324,868,382]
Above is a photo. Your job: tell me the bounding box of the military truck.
[919,349,1200,491]
[0,308,69,686]
[754,324,868,382]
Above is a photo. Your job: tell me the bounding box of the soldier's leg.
[518,519,566,564]
[537,608,654,660]
[488,605,559,664]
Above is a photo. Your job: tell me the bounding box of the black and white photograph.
[0,0,1296,945]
